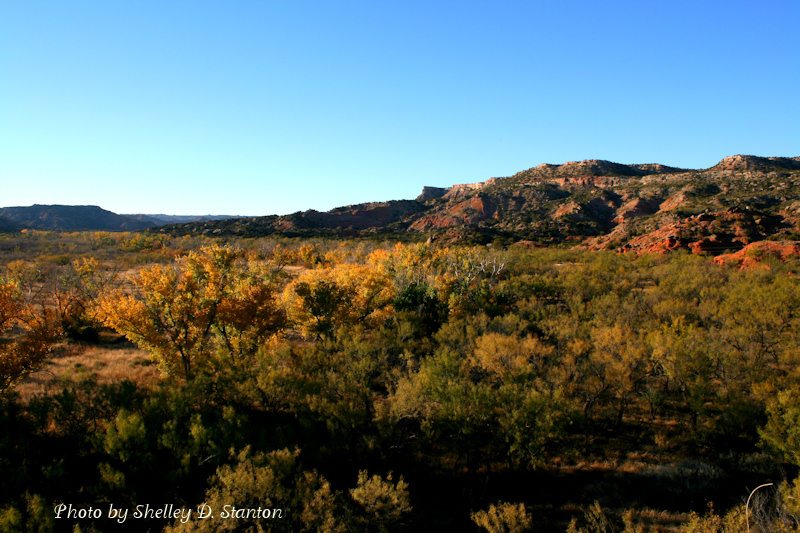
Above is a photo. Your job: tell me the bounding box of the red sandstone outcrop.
[443,177,503,198]
[616,224,687,254]
[553,201,584,219]
[658,191,687,212]
[613,198,657,223]
[587,207,768,255]
[548,175,623,188]
[713,241,800,269]
[410,196,495,230]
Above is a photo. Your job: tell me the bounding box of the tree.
[164,447,341,533]
[282,255,395,339]
[588,324,651,424]
[349,470,412,533]
[165,449,411,533]
[0,279,58,393]
[471,502,533,533]
[96,245,286,381]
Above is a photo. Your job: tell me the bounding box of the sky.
[2,1,798,216]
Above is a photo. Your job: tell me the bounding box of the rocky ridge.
[153,155,800,256]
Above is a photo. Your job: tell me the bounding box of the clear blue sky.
[2,1,798,216]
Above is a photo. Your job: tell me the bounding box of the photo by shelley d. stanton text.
[54,503,284,524]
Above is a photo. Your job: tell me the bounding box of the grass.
[15,331,159,401]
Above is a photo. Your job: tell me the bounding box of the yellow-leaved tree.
[0,279,58,393]
[282,250,395,339]
[96,245,286,381]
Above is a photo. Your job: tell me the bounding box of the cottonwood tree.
[0,279,58,393]
[282,253,395,339]
[96,245,286,381]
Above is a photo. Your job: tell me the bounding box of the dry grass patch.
[16,336,159,401]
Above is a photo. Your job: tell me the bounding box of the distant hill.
[0,206,245,232]
[0,205,155,231]
[152,155,800,254]
[125,214,244,225]
[0,216,19,233]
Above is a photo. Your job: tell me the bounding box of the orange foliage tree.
[96,245,286,381]
[0,279,58,393]
[282,250,395,339]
